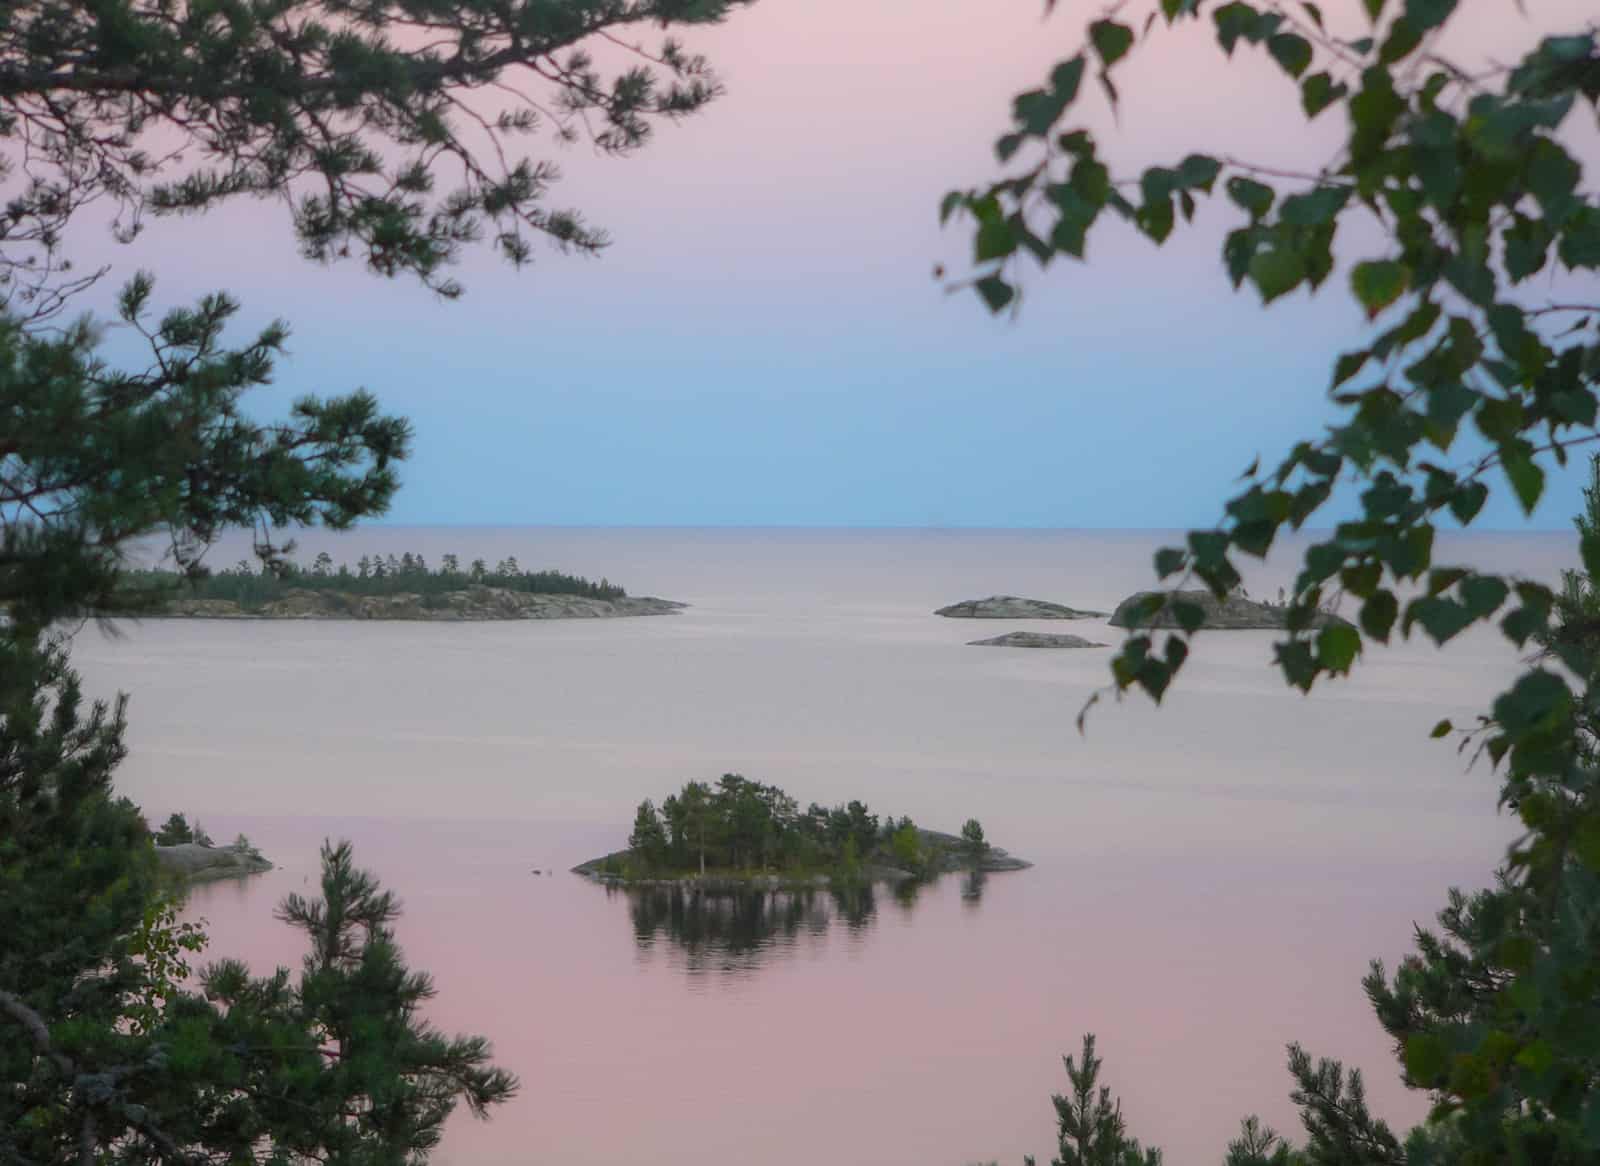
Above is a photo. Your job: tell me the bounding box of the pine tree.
[1035,1036,1161,1166]
[3,831,517,1162]
[155,812,194,846]
[629,800,669,869]
[680,781,713,877]
[0,0,752,310]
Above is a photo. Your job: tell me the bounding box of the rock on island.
[967,631,1107,649]
[1109,589,1352,630]
[935,595,1107,620]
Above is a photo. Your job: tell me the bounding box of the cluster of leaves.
[625,774,953,879]
[0,274,412,636]
[130,549,628,609]
[0,0,753,309]
[951,0,1600,1159]
[946,0,1599,706]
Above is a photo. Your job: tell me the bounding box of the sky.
[69,0,1600,529]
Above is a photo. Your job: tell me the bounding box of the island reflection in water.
[606,870,989,976]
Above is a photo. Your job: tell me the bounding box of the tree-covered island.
[126,553,685,620]
[572,775,1030,887]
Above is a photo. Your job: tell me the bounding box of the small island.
[967,631,1107,649]
[150,814,273,884]
[573,775,1029,889]
[936,595,1107,620]
[1109,588,1353,630]
[129,553,685,621]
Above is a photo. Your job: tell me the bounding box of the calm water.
[74,528,1572,1163]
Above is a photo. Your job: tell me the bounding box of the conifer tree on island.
[946,0,1600,1158]
[0,0,753,1160]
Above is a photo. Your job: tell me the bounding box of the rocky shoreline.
[1109,589,1352,631]
[149,585,686,621]
[572,828,1030,890]
[154,842,273,884]
[968,631,1107,649]
[935,595,1106,620]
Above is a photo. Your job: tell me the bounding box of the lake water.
[72,527,1572,1164]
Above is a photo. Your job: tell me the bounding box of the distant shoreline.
[144,586,686,621]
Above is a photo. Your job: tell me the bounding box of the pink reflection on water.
[182,814,1468,1165]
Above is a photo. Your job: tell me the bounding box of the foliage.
[155,812,194,846]
[629,798,670,867]
[0,276,411,635]
[889,820,924,872]
[124,897,207,1037]
[4,832,517,1162]
[128,550,627,611]
[1020,1035,1162,1166]
[945,0,1600,711]
[0,0,753,311]
[962,817,989,859]
[950,0,1600,1158]
[626,775,962,879]
[0,636,155,1163]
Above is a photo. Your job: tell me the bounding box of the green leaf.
[1493,669,1570,735]
[1403,0,1456,30]
[1177,153,1223,191]
[1316,623,1361,672]
[975,219,1016,261]
[1301,71,1346,118]
[1448,480,1488,524]
[1213,2,1261,55]
[1226,176,1275,218]
[1526,140,1582,224]
[1558,207,1600,269]
[1267,33,1313,78]
[1013,89,1068,137]
[1332,349,1371,388]
[1154,548,1187,578]
[938,191,965,226]
[1050,57,1087,103]
[1361,589,1399,641]
[1173,600,1206,634]
[1429,718,1452,738]
[1460,574,1509,618]
[1501,445,1545,514]
[1350,259,1408,318]
[1407,596,1473,644]
[1249,246,1306,303]
[975,276,1014,312]
[1379,17,1422,63]
[1503,214,1553,282]
[1361,0,1385,22]
[1090,20,1135,68]
[1279,185,1352,226]
[1274,639,1317,691]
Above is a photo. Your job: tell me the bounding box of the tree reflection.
[614,881,897,974]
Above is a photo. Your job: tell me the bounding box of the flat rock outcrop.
[967,631,1107,649]
[155,585,685,621]
[935,595,1106,620]
[1109,589,1352,631]
[155,842,273,883]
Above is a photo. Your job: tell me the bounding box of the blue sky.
[78,0,1596,531]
